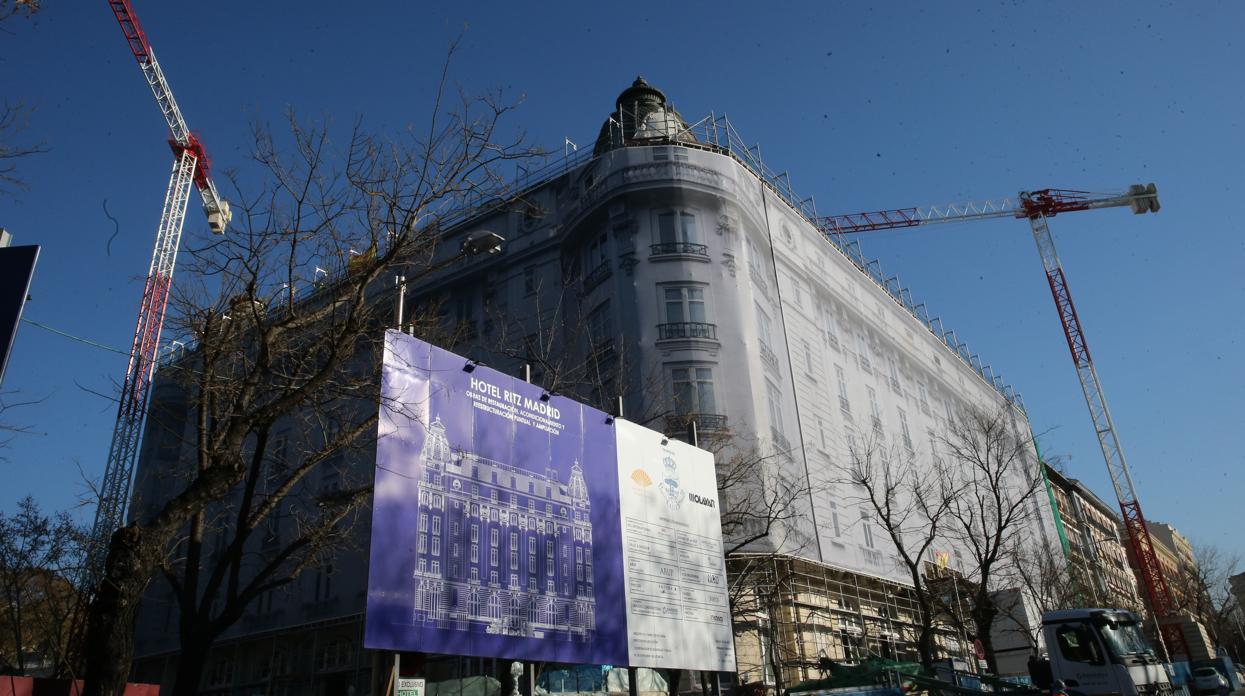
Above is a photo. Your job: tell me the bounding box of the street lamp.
[461,231,505,256]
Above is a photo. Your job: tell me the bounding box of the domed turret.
[567,460,590,508]
[421,416,451,470]
[593,76,698,155]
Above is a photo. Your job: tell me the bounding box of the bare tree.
[836,435,956,670]
[80,64,539,694]
[1,0,48,197]
[0,496,83,677]
[938,401,1046,673]
[1167,542,1243,657]
[996,540,1093,653]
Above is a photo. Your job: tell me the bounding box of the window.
[656,211,699,244]
[825,307,841,350]
[836,364,851,415]
[587,300,613,344]
[652,147,688,162]
[663,286,707,324]
[888,358,902,394]
[746,236,767,276]
[431,517,441,535]
[898,408,913,452]
[431,537,440,556]
[857,333,872,373]
[918,382,930,414]
[830,501,842,537]
[523,266,536,295]
[470,524,478,542]
[802,339,815,376]
[585,232,609,269]
[1055,624,1104,664]
[861,512,876,549]
[867,386,882,433]
[756,305,773,343]
[790,277,805,307]
[671,366,716,415]
[418,534,428,553]
[766,381,785,432]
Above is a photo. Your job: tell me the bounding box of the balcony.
[665,412,729,437]
[771,427,792,453]
[649,242,710,260]
[655,322,719,351]
[581,261,612,293]
[759,342,780,372]
[658,322,717,340]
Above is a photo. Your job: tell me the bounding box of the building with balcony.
[126,77,1058,693]
[410,416,595,641]
[1043,464,1145,612]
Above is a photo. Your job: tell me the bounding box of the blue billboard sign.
[366,331,735,671]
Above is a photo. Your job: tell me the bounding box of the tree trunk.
[170,633,213,696]
[82,526,153,696]
[915,597,937,673]
[971,602,999,674]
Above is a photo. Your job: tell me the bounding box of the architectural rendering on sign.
[367,331,733,671]
[410,415,596,643]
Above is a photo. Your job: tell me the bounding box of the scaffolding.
[728,554,972,688]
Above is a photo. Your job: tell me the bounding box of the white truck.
[1029,609,1174,696]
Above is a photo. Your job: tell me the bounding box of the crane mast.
[83,2,231,582]
[818,184,1189,659]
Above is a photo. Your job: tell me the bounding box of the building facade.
[128,78,1058,693]
[411,416,596,641]
[1043,464,1144,612]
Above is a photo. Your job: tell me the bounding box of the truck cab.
[1035,609,1172,696]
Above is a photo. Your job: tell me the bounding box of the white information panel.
[616,420,736,672]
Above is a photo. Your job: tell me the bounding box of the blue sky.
[3,2,1242,561]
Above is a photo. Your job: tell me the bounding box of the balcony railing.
[657,322,717,340]
[650,242,709,258]
[581,261,612,292]
[771,428,792,453]
[665,412,729,436]
[759,342,779,371]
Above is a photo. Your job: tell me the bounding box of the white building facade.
[128,77,1060,693]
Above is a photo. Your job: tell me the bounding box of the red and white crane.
[83,1,231,580]
[816,185,1189,658]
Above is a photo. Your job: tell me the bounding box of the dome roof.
[593,76,697,155]
[614,76,667,109]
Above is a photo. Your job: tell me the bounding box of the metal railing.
[657,322,717,340]
[581,261,612,293]
[665,412,728,435]
[759,342,780,372]
[153,110,1024,410]
[771,428,793,453]
[649,241,709,257]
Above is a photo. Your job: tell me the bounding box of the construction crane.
[815,184,1189,659]
[82,1,232,582]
